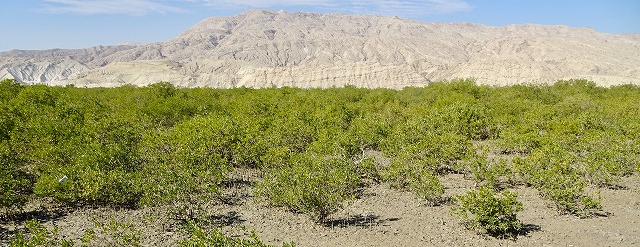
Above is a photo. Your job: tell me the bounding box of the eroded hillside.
[1,10,639,87]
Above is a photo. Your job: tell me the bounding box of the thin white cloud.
[192,0,336,9]
[40,0,472,16]
[194,0,471,16]
[43,0,185,15]
[347,0,473,16]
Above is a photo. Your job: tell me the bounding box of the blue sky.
[0,0,638,52]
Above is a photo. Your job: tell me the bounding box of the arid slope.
[1,10,639,88]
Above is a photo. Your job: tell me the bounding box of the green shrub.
[570,132,638,188]
[3,80,639,234]
[80,117,144,172]
[0,79,25,104]
[539,178,602,218]
[382,130,470,205]
[346,115,391,151]
[0,105,16,142]
[1,142,32,215]
[465,153,514,190]
[267,112,318,154]
[10,220,73,247]
[353,157,382,183]
[452,187,523,238]
[0,169,31,214]
[84,218,142,247]
[259,146,292,169]
[447,102,495,140]
[515,146,602,217]
[255,153,361,222]
[33,168,141,207]
[31,117,145,207]
[383,159,445,205]
[147,81,177,98]
[408,169,445,205]
[137,117,232,207]
[497,129,547,154]
[180,220,295,247]
[386,132,471,173]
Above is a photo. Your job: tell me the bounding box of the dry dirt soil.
[2,169,639,247]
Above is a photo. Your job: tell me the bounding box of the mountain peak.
[1,11,639,88]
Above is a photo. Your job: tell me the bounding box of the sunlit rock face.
[2,10,639,88]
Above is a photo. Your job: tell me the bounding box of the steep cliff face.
[2,10,639,88]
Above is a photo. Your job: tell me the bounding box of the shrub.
[452,187,523,238]
[386,132,471,173]
[137,117,233,208]
[571,132,638,188]
[255,153,361,222]
[447,102,495,140]
[346,115,391,151]
[33,168,141,207]
[259,146,292,169]
[0,79,24,104]
[1,142,32,215]
[0,170,31,215]
[147,81,177,98]
[180,220,295,247]
[84,218,142,247]
[515,146,602,217]
[465,153,514,190]
[383,160,445,205]
[9,220,73,247]
[382,131,469,205]
[408,169,445,205]
[497,129,547,154]
[31,117,145,207]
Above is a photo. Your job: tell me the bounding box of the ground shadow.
[220,178,254,205]
[175,210,245,229]
[592,211,613,218]
[0,227,18,243]
[519,223,542,237]
[322,214,400,228]
[2,207,69,224]
[0,207,70,242]
[221,178,254,189]
[207,211,245,227]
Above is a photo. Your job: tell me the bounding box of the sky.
[0,0,638,52]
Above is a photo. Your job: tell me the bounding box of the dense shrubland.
[1,78,639,242]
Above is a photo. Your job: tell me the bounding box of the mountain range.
[1,10,639,88]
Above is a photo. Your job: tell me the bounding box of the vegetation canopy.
[1,78,639,243]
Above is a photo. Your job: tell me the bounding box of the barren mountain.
[1,10,639,88]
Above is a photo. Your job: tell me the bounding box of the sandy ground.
[2,170,639,247]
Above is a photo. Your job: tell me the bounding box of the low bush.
[385,132,471,174]
[137,118,232,208]
[452,187,523,238]
[9,220,73,247]
[82,218,142,247]
[2,79,639,242]
[383,160,445,206]
[571,132,638,188]
[255,153,361,222]
[381,131,469,205]
[515,146,602,217]
[465,153,514,190]
[1,142,32,215]
[180,220,295,247]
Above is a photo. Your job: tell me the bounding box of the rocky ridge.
[1,10,639,88]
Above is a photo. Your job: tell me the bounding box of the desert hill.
[1,10,639,88]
